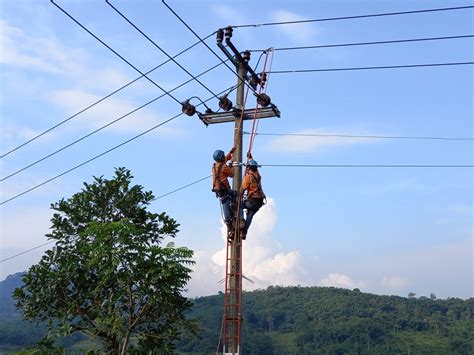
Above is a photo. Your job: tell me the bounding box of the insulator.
[224,26,233,39]
[260,72,267,86]
[250,76,259,88]
[216,29,224,44]
[257,93,271,107]
[243,50,251,63]
[181,100,196,116]
[218,95,233,111]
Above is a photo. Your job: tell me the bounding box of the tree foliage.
[176,286,474,354]
[14,168,195,354]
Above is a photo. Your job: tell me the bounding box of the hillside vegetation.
[1,273,472,354]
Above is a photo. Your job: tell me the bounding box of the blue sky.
[0,0,472,299]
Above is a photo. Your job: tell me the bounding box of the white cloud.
[381,276,408,291]
[46,89,184,136]
[266,128,376,154]
[187,198,307,296]
[271,10,318,44]
[0,19,87,74]
[319,273,366,289]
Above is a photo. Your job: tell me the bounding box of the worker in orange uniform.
[240,153,266,239]
[212,147,243,239]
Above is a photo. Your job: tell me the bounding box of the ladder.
[221,233,243,354]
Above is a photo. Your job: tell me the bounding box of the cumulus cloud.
[187,198,307,296]
[271,10,318,44]
[319,273,366,289]
[265,128,377,154]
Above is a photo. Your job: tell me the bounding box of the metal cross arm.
[197,105,281,125]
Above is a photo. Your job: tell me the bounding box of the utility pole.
[226,63,246,355]
[182,26,280,355]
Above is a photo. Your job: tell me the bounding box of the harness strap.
[213,162,230,196]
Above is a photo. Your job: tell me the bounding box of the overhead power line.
[106,0,218,99]
[268,61,474,74]
[231,5,474,28]
[0,241,55,263]
[0,84,236,205]
[1,60,226,182]
[0,175,212,263]
[2,153,472,261]
[51,0,182,105]
[0,31,216,159]
[152,175,211,200]
[246,132,474,141]
[161,0,260,97]
[260,164,474,168]
[250,34,474,52]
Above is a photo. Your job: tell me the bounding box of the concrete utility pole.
[184,26,280,355]
[226,63,247,355]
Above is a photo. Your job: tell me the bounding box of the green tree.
[14,168,195,354]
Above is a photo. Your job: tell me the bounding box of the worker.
[212,147,243,239]
[240,153,266,239]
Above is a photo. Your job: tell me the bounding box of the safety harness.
[212,162,231,199]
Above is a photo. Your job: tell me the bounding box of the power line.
[246,132,474,141]
[0,31,216,159]
[231,5,474,28]
[0,241,55,263]
[250,34,474,52]
[161,0,260,97]
[152,175,211,200]
[51,0,181,105]
[268,61,474,74]
[2,156,471,260]
[0,175,212,263]
[106,0,219,99]
[1,60,226,182]
[260,164,474,168]
[0,84,235,205]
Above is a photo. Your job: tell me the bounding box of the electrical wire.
[161,0,261,97]
[3,158,472,260]
[151,175,211,200]
[51,0,181,105]
[249,34,474,52]
[0,84,236,206]
[1,60,226,182]
[0,174,212,263]
[260,164,474,168]
[231,5,474,28]
[4,31,469,160]
[0,241,55,263]
[245,132,474,141]
[106,0,219,99]
[268,61,474,74]
[0,31,217,159]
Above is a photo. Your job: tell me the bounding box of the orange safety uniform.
[241,169,264,199]
[212,152,234,193]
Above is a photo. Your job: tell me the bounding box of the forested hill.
[176,286,473,354]
[1,273,473,354]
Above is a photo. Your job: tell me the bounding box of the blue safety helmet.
[248,159,259,167]
[213,149,225,161]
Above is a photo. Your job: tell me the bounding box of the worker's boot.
[226,223,234,242]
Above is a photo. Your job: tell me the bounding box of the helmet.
[213,150,225,161]
[248,159,259,167]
